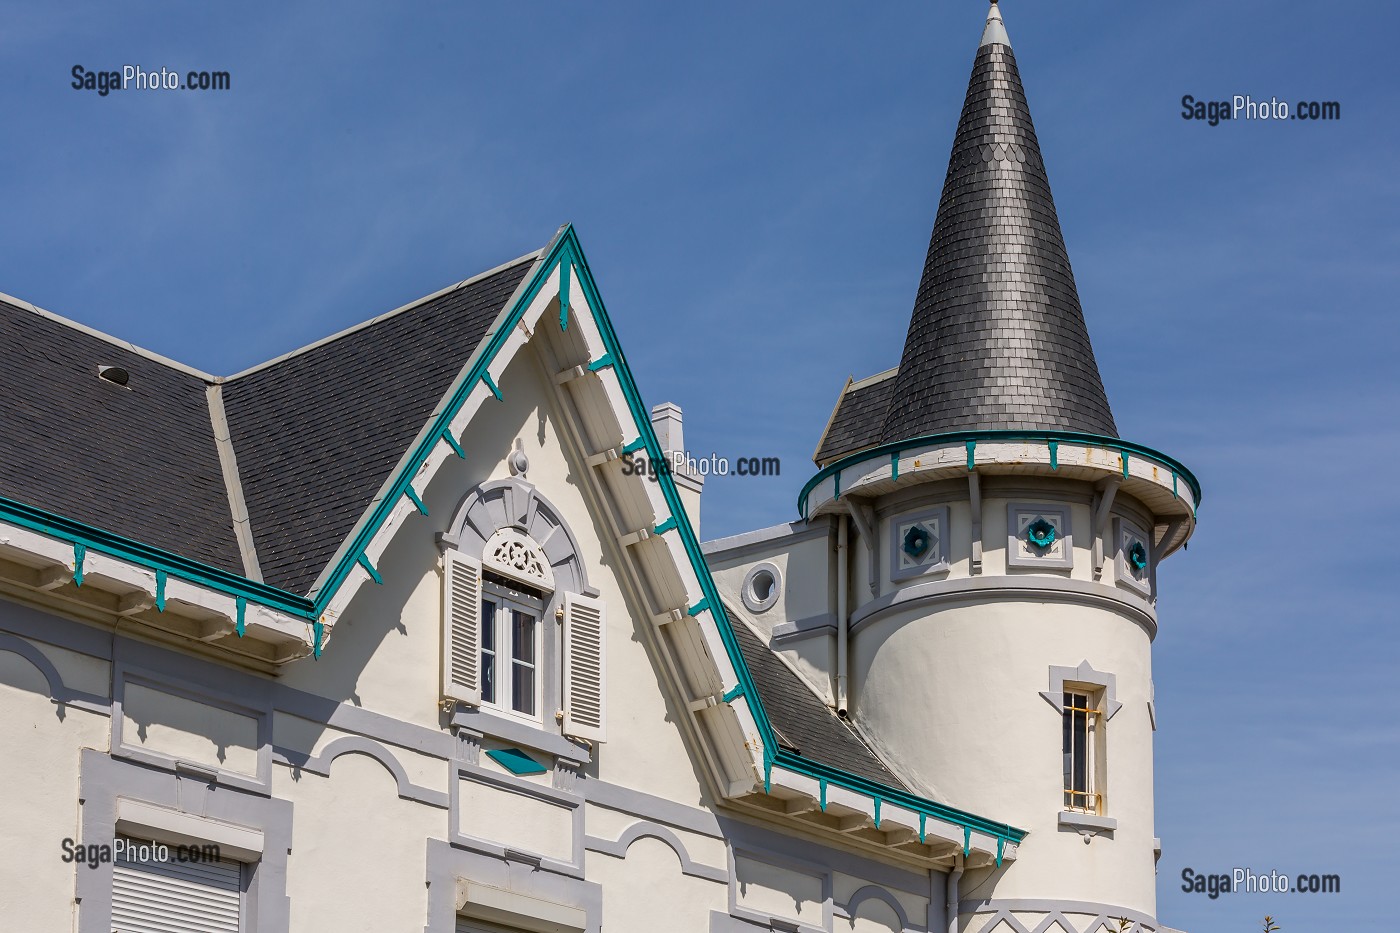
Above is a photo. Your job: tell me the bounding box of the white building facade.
[0,5,1197,932]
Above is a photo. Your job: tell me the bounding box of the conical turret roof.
[877,1,1118,443]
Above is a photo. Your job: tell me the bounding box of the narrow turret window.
[1063,690,1103,814]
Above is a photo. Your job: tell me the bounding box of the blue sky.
[3,2,1396,929]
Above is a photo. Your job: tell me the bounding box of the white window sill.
[1058,811,1117,833]
[452,705,590,765]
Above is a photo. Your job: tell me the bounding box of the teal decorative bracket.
[559,262,571,331]
[622,437,647,455]
[890,452,899,481]
[1172,471,1179,499]
[873,798,882,829]
[820,780,828,813]
[919,813,926,844]
[73,543,85,587]
[996,836,1005,866]
[966,440,976,471]
[963,826,972,857]
[235,597,246,637]
[155,570,167,612]
[357,554,383,585]
[482,372,503,401]
[832,470,841,501]
[441,429,466,460]
[653,516,678,536]
[404,486,428,516]
[721,684,744,703]
[1048,440,1059,470]
[687,597,709,618]
[587,353,615,372]
[313,621,324,659]
[1120,450,1130,478]
[763,755,772,794]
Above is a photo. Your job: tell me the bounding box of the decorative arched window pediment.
[482,527,555,591]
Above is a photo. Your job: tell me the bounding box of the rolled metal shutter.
[110,837,242,933]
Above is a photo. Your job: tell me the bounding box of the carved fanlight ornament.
[481,527,555,591]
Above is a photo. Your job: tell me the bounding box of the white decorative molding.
[890,505,951,581]
[1007,502,1073,570]
[483,527,555,591]
[1115,517,1152,597]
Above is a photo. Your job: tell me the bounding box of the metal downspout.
[835,513,849,716]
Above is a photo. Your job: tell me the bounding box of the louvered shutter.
[443,550,483,705]
[562,591,606,743]
[110,837,242,933]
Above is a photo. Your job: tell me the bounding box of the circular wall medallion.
[741,562,782,614]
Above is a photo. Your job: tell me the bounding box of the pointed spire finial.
[981,0,1010,48]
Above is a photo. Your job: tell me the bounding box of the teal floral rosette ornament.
[1128,541,1148,571]
[1025,517,1057,550]
[902,525,931,559]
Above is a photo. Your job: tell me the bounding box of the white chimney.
[650,402,703,534]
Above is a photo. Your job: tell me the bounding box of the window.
[1062,689,1103,814]
[480,571,544,721]
[111,835,245,932]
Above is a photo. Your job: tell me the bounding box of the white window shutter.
[442,550,483,706]
[562,591,606,743]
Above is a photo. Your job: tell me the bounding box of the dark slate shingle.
[731,612,906,792]
[0,301,243,573]
[222,257,534,595]
[813,370,897,466]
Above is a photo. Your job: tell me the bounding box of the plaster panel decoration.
[1114,518,1151,596]
[441,478,589,597]
[890,506,950,581]
[1007,503,1073,570]
[483,527,555,592]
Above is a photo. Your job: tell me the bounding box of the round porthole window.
[741,562,782,613]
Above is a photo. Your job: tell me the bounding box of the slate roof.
[821,5,1118,455]
[813,369,898,467]
[0,250,538,594]
[223,258,533,593]
[731,611,907,792]
[0,298,244,574]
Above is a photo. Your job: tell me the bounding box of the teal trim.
[235,597,246,637]
[404,486,429,516]
[819,780,828,813]
[486,747,547,776]
[722,684,744,703]
[441,428,467,460]
[1172,471,1178,499]
[587,353,614,372]
[313,621,324,659]
[357,554,383,585]
[873,798,882,829]
[155,571,167,612]
[653,516,678,536]
[764,756,772,794]
[687,597,709,618]
[559,261,571,331]
[966,440,977,471]
[1120,450,1130,478]
[622,437,647,455]
[833,470,841,501]
[996,836,1005,866]
[919,814,926,844]
[798,429,1202,518]
[0,494,317,620]
[73,542,85,587]
[964,826,972,857]
[481,371,503,401]
[1048,440,1059,470]
[890,452,899,481]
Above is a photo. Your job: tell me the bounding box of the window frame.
[479,573,546,726]
[1061,685,1105,815]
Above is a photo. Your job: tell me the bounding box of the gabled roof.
[222,257,534,593]
[0,252,538,596]
[827,3,1119,450]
